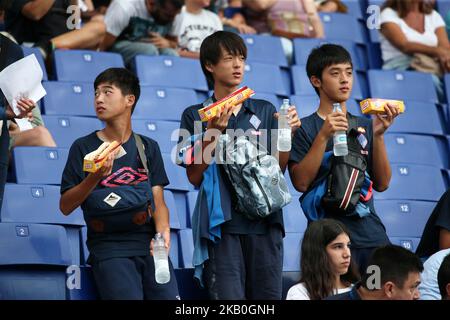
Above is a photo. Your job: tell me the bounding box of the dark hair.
[361,245,424,290]
[382,0,433,18]
[0,0,12,10]
[157,0,184,8]
[306,44,353,96]
[300,219,360,300]
[94,68,140,114]
[200,31,247,86]
[438,253,450,299]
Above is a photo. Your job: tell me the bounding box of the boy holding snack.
[59,68,179,300]
[177,31,300,299]
[288,44,400,274]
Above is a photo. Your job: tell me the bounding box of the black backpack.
[321,116,368,215]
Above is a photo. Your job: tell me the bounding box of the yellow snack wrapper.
[360,98,405,115]
[198,86,255,122]
[83,141,121,173]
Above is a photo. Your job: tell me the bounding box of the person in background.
[286,219,359,300]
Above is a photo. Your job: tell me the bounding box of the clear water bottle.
[153,233,170,284]
[278,98,291,152]
[332,103,348,156]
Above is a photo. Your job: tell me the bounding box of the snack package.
[83,141,121,173]
[198,86,255,122]
[360,98,405,115]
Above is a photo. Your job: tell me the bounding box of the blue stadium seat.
[186,191,198,225]
[384,133,447,168]
[42,115,103,148]
[162,153,192,191]
[131,119,180,154]
[178,228,194,269]
[1,183,85,226]
[170,230,179,269]
[11,147,69,185]
[252,92,281,109]
[291,66,365,100]
[134,86,198,121]
[80,227,89,265]
[172,190,189,229]
[289,95,363,118]
[341,0,363,19]
[283,233,303,272]
[0,269,67,300]
[445,74,450,103]
[67,266,99,300]
[53,50,124,82]
[242,62,289,96]
[293,38,367,71]
[165,190,181,230]
[21,46,48,80]
[283,200,307,233]
[132,55,208,91]
[240,34,287,67]
[42,81,96,117]
[366,42,383,69]
[319,13,365,43]
[368,70,438,103]
[375,200,435,238]
[436,0,450,20]
[373,164,446,202]
[388,101,445,136]
[389,237,420,252]
[0,222,72,265]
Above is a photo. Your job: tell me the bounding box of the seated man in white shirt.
[100,0,183,65]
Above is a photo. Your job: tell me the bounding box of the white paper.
[0,120,3,135]
[0,54,46,131]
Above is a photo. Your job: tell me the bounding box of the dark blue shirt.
[416,190,450,258]
[61,132,169,262]
[289,112,390,249]
[326,283,362,300]
[178,97,284,235]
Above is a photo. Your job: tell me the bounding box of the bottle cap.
[283,99,290,105]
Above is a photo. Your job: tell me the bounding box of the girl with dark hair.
[286,218,360,300]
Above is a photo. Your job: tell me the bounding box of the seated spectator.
[8,106,56,149]
[242,0,324,64]
[0,31,35,215]
[286,219,359,300]
[5,0,107,59]
[416,190,450,260]
[379,0,450,102]
[170,0,223,59]
[418,248,450,300]
[327,245,423,300]
[314,0,347,13]
[100,0,183,66]
[243,0,324,38]
[438,253,450,300]
[209,0,256,34]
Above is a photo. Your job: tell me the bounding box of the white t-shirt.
[104,0,151,37]
[379,8,446,62]
[286,282,352,300]
[170,7,223,52]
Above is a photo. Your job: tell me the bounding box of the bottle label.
[334,134,347,145]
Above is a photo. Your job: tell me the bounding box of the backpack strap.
[134,132,149,176]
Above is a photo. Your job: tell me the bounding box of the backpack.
[217,134,292,220]
[82,133,155,233]
[321,116,368,215]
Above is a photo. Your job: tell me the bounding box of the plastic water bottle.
[332,103,348,156]
[153,233,170,284]
[278,99,291,152]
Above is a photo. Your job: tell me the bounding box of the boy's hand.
[91,151,116,180]
[5,98,35,119]
[150,228,171,256]
[373,103,400,137]
[274,106,301,135]
[319,110,348,139]
[206,102,234,132]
